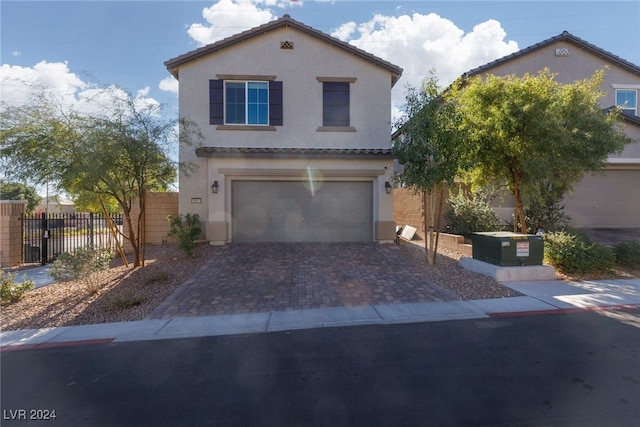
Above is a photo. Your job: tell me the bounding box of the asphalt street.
[2,309,639,426]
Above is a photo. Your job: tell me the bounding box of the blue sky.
[2,0,639,116]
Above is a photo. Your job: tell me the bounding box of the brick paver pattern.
[149,243,458,318]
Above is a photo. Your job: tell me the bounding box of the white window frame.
[612,84,639,116]
[224,80,269,126]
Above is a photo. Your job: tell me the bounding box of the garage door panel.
[232,180,372,242]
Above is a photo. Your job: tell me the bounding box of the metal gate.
[21,212,123,265]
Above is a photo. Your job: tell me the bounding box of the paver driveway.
[149,243,458,318]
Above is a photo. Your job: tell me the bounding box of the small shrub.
[143,270,170,286]
[614,240,640,268]
[1,270,35,304]
[110,292,145,310]
[50,246,113,293]
[168,213,202,257]
[544,231,616,274]
[525,198,570,233]
[445,190,501,236]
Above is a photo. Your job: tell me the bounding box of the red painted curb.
[488,303,640,318]
[0,338,115,352]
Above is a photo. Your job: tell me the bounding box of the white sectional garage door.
[232,180,373,242]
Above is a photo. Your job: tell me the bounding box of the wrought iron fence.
[21,212,123,265]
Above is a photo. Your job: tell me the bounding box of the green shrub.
[1,270,34,304]
[525,197,570,233]
[544,231,616,274]
[614,240,640,268]
[109,292,145,310]
[50,246,113,293]
[445,190,501,236]
[168,213,202,257]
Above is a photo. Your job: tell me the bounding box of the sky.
[2,0,640,119]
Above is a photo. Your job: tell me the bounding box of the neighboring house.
[461,31,640,229]
[165,15,403,244]
[35,195,76,215]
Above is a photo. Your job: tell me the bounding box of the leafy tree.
[0,87,198,267]
[393,72,465,264]
[0,181,41,212]
[452,68,632,233]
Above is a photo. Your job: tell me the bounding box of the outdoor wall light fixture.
[211,180,219,194]
[385,181,392,194]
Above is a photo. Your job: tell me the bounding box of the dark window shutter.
[209,79,224,125]
[269,80,283,126]
[323,82,350,127]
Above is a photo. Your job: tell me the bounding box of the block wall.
[392,187,450,240]
[127,192,179,247]
[0,201,27,267]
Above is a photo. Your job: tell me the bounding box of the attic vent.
[281,41,294,50]
[555,48,570,57]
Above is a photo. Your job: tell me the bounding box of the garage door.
[232,181,373,242]
[563,170,640,228]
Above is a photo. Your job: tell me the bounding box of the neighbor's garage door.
[232,181,373,242]
[563,170,640,228]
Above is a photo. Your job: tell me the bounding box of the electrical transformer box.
[471,232,544,266]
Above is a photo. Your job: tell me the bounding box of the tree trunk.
[513,177,527,233]
[423,190,431,264]
[99,196,128,268]
[430,186,445,265]
[122,207,141,267]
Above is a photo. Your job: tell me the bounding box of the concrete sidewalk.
[5,265,55,288]
[2,278,639,351]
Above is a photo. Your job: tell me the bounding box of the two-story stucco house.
[165,15,403,244]
[463,31,640,229]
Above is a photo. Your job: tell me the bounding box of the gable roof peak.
[463,30,640,78]
[165,15,403,85]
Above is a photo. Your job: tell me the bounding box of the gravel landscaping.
[1,241,522,331]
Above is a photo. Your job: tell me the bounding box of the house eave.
[195,147,395,160]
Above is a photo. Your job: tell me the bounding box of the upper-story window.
[226,81,269,125]
[616,89,638,116]
[323,82,350,127]
[316,77,357,132]
[209,77,283,128]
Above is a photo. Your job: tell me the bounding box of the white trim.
[612,84,640,89]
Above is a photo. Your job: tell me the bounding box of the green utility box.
[471,232,544,266]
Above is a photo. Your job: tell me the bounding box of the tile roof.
[463,31,640,79]
[165,14,403,85]
[195,146,394,159]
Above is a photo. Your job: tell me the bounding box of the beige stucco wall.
[176,24,397,241]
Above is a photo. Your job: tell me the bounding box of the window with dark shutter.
[269,80,283,126]
[209,79,224,125]
[210,79,283,127]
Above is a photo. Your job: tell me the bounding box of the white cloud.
[0,61,86,108]
[159,76,179,94]
[186,0,303,46]
[11,51,21,57]
[331,13,519,109]
[1,60,161,118]
[187,0,278,46]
